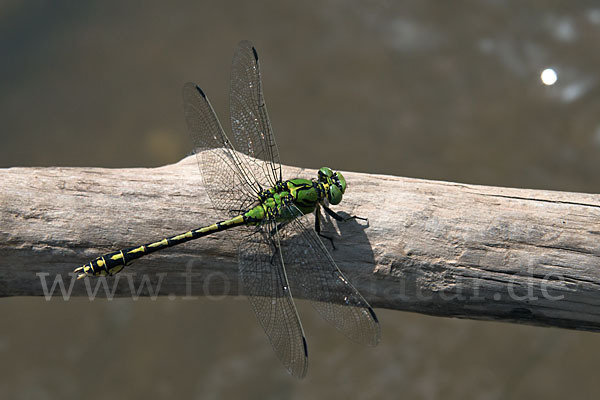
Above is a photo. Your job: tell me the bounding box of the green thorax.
[244,178,324,224]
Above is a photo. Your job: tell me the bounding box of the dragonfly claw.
[73,265,90,280]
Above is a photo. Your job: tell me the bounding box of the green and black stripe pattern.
[74,40,379,379]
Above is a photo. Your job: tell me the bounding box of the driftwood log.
[1,155,599,332]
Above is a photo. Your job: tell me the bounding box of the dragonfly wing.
[230,40,282,187]
[238,220,308,378]
[279,205,381,346]
[183,82,263,217]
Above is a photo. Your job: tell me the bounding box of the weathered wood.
[1,155,599,332]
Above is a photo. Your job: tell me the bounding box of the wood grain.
[1,155,599,331]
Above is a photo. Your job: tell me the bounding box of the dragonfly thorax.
[244,179,314,224]
[246,169,347,225]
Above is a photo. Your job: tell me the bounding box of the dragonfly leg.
[315,207,336,250]
[323,205,369,226]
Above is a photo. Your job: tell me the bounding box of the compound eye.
[328,185,343,205]
[319,167,333,180]
[335,172,346,193]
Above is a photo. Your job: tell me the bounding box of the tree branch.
[2,155,600,331]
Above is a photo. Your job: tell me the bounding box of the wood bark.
[1,155,599,331]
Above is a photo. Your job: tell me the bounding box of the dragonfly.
[74,40,380,378]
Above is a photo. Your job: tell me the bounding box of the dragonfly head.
[318,167,347,205]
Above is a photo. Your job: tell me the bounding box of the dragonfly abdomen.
[75,215,246,278]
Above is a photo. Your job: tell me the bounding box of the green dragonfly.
[74,40,380,378]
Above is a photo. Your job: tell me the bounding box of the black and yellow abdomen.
[75,178,325,279]
[75,215,246,278]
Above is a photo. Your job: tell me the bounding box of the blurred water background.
[1,1,600,399]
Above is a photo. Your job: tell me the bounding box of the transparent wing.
[183,82,263,217]
[230,40,282,187]
[238,220,308,378]
[279,205,381,346]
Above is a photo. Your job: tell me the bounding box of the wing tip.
[296,337,309,379]
[368,307,382,346]
[368,306,379,323]
[182,82,207,100]
[195,85,207,99]
[252,46,259,61]
[302,336,308,357]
